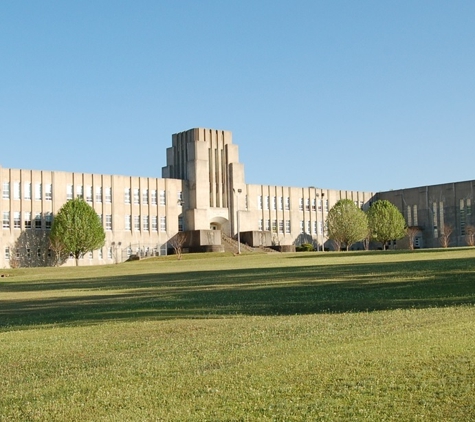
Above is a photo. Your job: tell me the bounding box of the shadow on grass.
[1,256,474,330]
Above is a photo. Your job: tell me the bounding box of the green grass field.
[1,248,475,421]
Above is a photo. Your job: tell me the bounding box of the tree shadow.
[1,256,474,330]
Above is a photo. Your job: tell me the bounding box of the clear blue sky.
[1,1,474,192]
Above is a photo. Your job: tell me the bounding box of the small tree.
[169,232,187,260]
[465,225,475,247]
[49,198,105,266]
[406,226,419,250]
[49,236,69,267]
[367,200,406,250]
[439,224,454,248]
[327,199,368,251]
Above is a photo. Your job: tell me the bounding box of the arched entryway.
[209,217,230,236]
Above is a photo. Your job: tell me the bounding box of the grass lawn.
[1,248,475,421]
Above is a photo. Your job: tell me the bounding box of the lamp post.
[321,193,325,252]
[315,194,320,252]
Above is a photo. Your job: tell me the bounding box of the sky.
[1,1,474,193]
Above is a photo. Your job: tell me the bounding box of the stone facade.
[377,181,475,248]
[1,127,471,267]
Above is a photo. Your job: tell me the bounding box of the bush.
[296,243,314,252]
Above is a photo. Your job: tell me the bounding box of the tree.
[367,200,406,250]
[465,225,475,247]
[49,198,105,266]
[406,226,420,250]
[326,199,369,251]
[168,232,187,260]
[439,224,454,248]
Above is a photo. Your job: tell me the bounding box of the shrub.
[296,243,314,252]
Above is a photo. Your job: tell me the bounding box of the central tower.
[162,128,245,235]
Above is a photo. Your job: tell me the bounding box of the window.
[35,213,42,229]
[300,220,304,233]
[325,200,329,212]
[125,215,131,231]
[307,221,311,234]
[460,199,466,236]
[264,196,270,210]
[311,198,316,211]
[151,216,158,231]
[134,215,140,231]
[45,213,52,229]
[133,189,140,204]
[24,182,32,200]
[272,197,276,210]
[432,202,438,238]
[313,221,317,235]
[143,215,149,231]
[285,197,290,211]
[160,190,166,206]
[45,184,52,201]
[66,184,73,200]
[13,182,20,200]
[317,199,322,211]
[279,220,284,233]
[105,215,112,231]
[142,189,148,205]
[407,206,412,227]
[305,198,310,211]
[2,182,10,199]
[285,220,291,234]
[13,212,20,229]
[98,248,103,259]
[258,219,263,231]
[160,216,166,232]
[37,248,42,258]
[439,201,445,234]
[124,188,131,204]
[467,199,472,216]
[272,219,277,233]
[24,212,31,229]
[85,185,92,202]
[278,197,283,211]
[105,187,112,203]
[318,221,323,235]
[26,248,31,259]
[108,247,113,259]
[178,191,183,204]
[96,186,102,203]
[3,211,10,229]
[35,183,42,200]
[265,219,270,231]
[5,247,10,260]
[299,198,304,211]
[413,205,418,226]
[258,196,263,210]
[76,185,83,199]
[178,216,183,231]
[151,190,157,205]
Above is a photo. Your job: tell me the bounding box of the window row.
[2,182,183,207]
[298,198,330,212]
[4,246,162,261]
[2,211,52,229]
[256,195,332,213]
[257,196,290,211]
[3,182,52,201]
[258,219,291,234]
[124,215,168,232]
